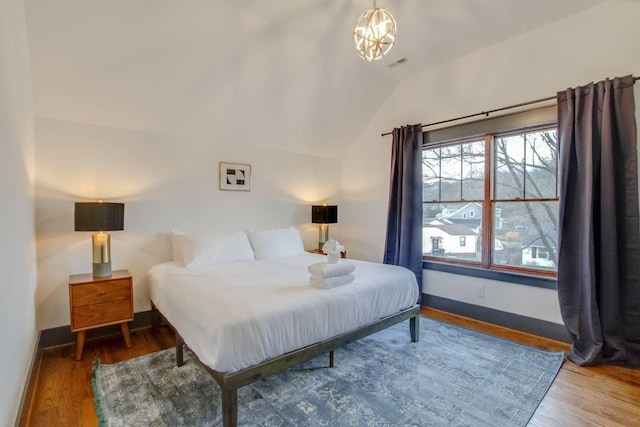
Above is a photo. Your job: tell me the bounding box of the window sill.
[423,260,557,290]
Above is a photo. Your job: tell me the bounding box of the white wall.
[34,118,342,330]
[342,0,640,324]
[0,0,37,424]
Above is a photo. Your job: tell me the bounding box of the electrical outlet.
[475,285,485,298]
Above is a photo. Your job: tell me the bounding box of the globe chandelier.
[353,0,397,62]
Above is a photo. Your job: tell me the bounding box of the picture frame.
[219,162,251,191]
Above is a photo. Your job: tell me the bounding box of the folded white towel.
[309,273,355,289]
[322,239,344,254]
[326,252,340,264]
[322,240,345,263]
[308,262,356,278]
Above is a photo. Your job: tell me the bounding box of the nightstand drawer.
[72,299,133,330]
[71,279,131,307]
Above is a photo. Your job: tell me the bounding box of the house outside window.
[422,106,558,279]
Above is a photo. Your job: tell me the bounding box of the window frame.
[422,106,559,285]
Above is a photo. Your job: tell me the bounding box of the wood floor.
[21,308,640,426]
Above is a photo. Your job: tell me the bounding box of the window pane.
[492,201,558,271]
[461,140,485,200]
[495,129,557,201]
[423,148,441,201]
[440,145,461,200]
[423,202,482,263]
[495,135,525,199]
[424,141,484,202]
[524,130,557,199]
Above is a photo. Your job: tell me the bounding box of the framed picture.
[219,162,251,191]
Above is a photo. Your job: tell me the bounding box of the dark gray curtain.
[557,75,640,367]
[384,124,423,303]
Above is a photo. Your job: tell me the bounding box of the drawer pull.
[99,291,106,296]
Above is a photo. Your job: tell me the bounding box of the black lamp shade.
[74,202,124,231]
[311,205,338,224]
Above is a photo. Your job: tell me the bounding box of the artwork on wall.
[219,162,251,191]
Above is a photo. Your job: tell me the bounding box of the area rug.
[92,316,564,427]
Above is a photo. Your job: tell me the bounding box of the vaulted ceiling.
[24,0,606,157]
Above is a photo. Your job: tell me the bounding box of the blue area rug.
[92,316,564,426]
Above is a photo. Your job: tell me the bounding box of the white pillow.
[181,231,255,268]
[247,226,305,260]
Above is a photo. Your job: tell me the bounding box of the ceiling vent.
[388,58,407,68]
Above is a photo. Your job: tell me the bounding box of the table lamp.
[311,205,338,251]
[74,201,124,277]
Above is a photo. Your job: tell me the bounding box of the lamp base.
[318,224,329,251]
[93,262,112,277]
[92,232,112,277]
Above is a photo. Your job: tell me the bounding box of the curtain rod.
[381,76,640,137]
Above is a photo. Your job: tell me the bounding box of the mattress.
[148,252,419,373]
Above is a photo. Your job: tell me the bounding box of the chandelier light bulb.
[353,0,397,62]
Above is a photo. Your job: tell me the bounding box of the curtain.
[384,124,423,303]
[557,75,640,367]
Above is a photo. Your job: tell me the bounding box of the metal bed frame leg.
[176,333,185,367]
[329,350,334,368]
[221,388,238,427]
[410,314,420,342]
[151,304,161,330]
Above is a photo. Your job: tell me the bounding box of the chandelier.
[353,0,397,62]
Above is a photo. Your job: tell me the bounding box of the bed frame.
[151,303,420,427]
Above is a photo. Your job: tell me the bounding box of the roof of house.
[424,224,478,236]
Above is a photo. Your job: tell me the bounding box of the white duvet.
[148,253,419,373]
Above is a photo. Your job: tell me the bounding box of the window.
[422,107,558,278]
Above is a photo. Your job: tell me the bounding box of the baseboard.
[15,333,42,427]
[422,294,572,343]
[39,310,153,349]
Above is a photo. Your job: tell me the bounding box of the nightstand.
[68,269,133,360]
[307,248,347,259]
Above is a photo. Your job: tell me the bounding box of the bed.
[148,228,420,427]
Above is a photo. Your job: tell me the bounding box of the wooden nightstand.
[69,269,133,360]
[307,249,347,258]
